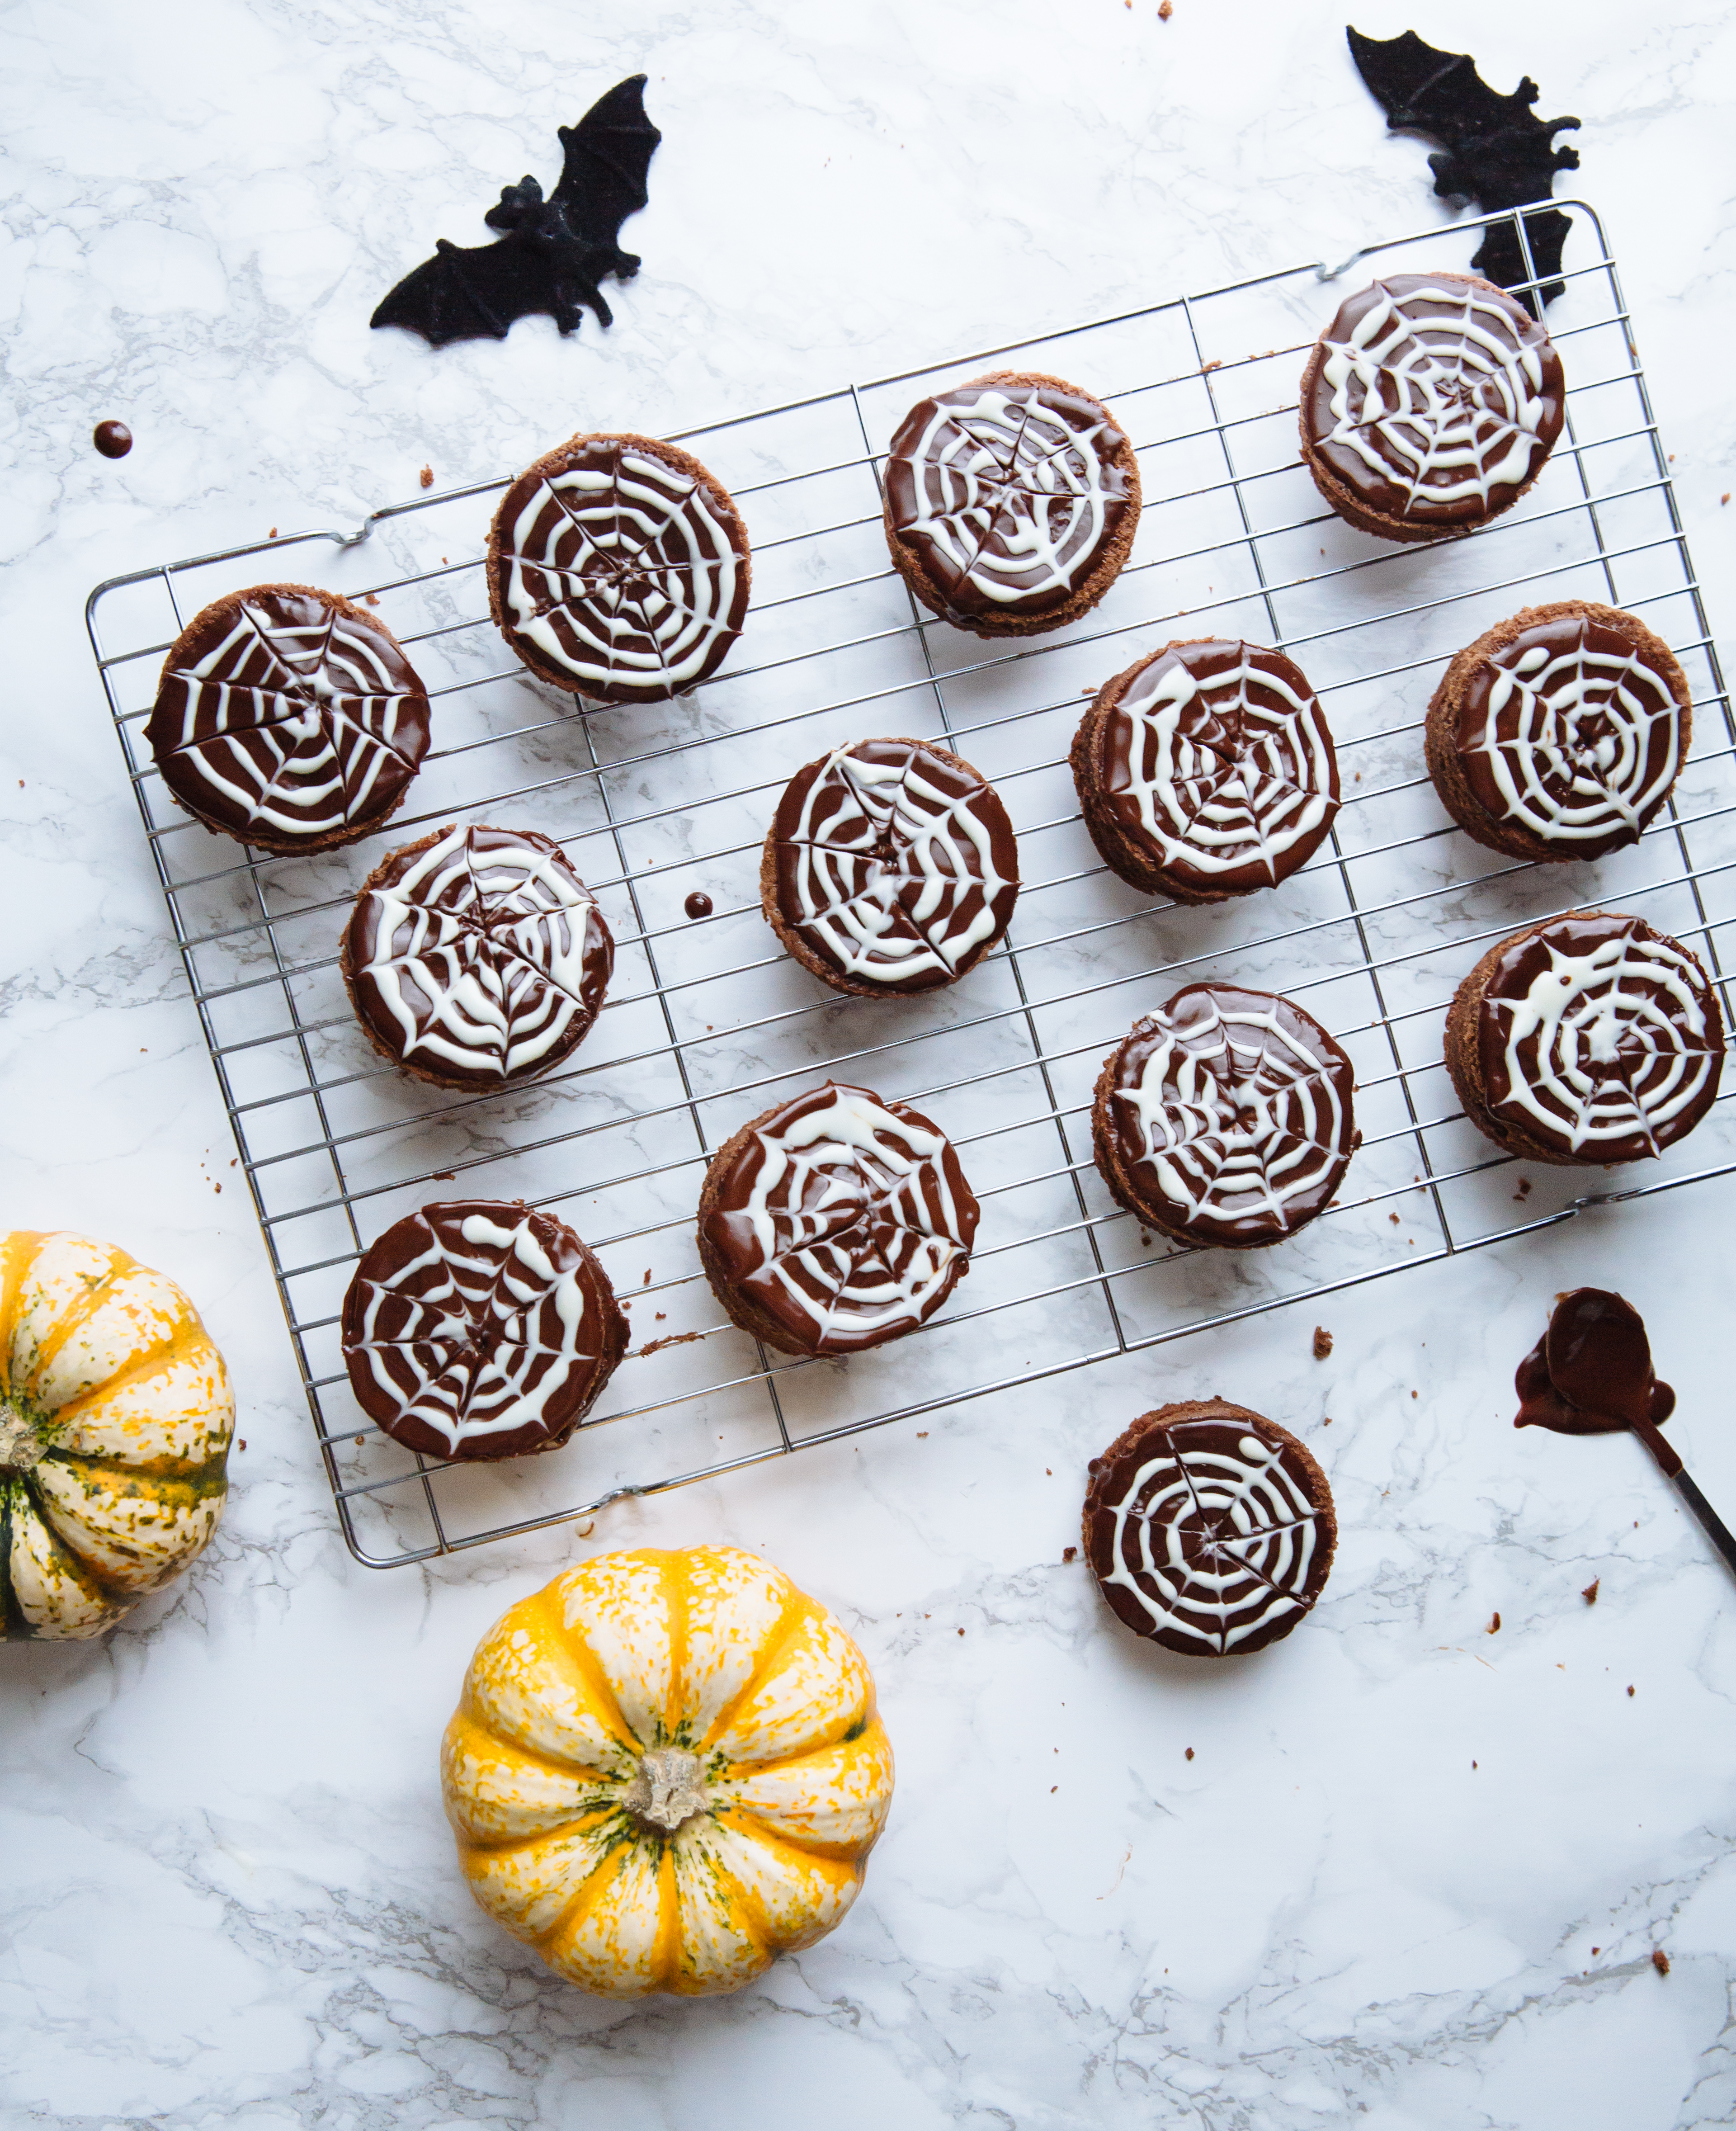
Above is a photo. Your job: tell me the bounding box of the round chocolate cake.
[487,431,751,704]
[341,1200,627,1461]
[697,1081,978,1356]
[1071,638,1341,902]
[763,737,1020,995]
[341,823,614,1091]
[883,370,1141,637]
[1093,984,1359,1249]
[1425,601,1692,863]
[146,583,431,855]
[1083,1400,1336,1657]
[1444,910,1725,1164]
[1299,272,1566,543]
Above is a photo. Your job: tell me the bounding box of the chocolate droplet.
[684,891,713,920]
[93,420,133,459]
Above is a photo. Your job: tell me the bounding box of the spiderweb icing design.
[1455,614,1686,854]
[887,382,1133,619]
[771,739,1019,990]
[341,1202,621,1458]
[1097,642,1339,891]
[346,824,613,1085]
[149,590,429,846]
[1106,986,1356,1247]
[1092,1418,1330,1654]
[1307,274,1563,526]
[703,1083,977,1354]
[1477,915,1724,1160]
[494,438,749,702]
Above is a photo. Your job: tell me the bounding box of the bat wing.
[370,235,546,347]
[548,74,662,265]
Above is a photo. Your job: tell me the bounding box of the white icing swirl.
[343,1205,612,1455]
[1101,643,1338,887]
[1316,278,1555,520]
[888,383,1132,615]
[774,740,1018,988]
[1486,920,1722,1156]
[348,825,611,1083]
[495,440,747,699]
[1098,1422,1326,1654]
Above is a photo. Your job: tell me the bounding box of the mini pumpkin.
[442,1545,895,1996]
[1,1229,234,1640]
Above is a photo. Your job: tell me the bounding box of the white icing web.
[1489,921,1722,1155]
[891,386,1131,612]
[1104,644,1338,884]
[1099,1422,1326,1653]
[1316,279,1553,520]
[1115,990,1354,1242]
[777,742,1017,986]
[155,598,425,839]
[345,1206,604,1455]
[497,444,745,698]
[353,826,609,1081]
[1463,622,1684,847]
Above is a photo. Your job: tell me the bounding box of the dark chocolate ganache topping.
[1083,1402,1336,1656]
[341,1200,626,1461]
[1514,1287,1675,1436]
[490,433,750,704]
[1104,984,1358,1247]
[769,737,1020,991]
[1090,640,1340,893]
[344,824,613,1088]
[702,1081,978,1355]
[885,378,1133,622]
[1455,609,1689,858]
[1304,273,1566,529]
[147,585,431,850]
[1474,912,1724,1162]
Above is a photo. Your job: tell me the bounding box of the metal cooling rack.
[90,199,1736,1568]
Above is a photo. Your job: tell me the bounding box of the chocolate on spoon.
[1515,1288,1736,1582]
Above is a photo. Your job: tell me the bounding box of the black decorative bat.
[371,76,661,348]
[1347,28,1580,311]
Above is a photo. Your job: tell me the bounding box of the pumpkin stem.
[622,1746,708,1833]
[0,1403,45,1475]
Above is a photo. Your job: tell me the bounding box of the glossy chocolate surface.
[1514,1287,1676,1435]
[684,891,713,919]
[93,419,132,458]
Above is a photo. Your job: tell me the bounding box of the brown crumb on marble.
[1388,1211,1401,1226]
[916,1431,928,1437]
[1487,1611,1501,1634]
[1159,0,1174,14]
[1184,1746,1194,1759]
[1627,1684,1635,1696]
[958,1627,965,1636]
[238,1439,247,1451]
[268,527,277,538]
[1313,1325,1334,1359]
[1514,1177,1533,1200]
[420,464,434,489]
[1583,1578,1600,1605]
[364,592,379,606]
[1201,357,1221,373]
[1323,1416,1333,1425]
[1063,1545,1077,1563]
[1652,1948,1670,1975]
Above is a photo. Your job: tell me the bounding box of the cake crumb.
[1487,1611,1501,1634]
[1722,493,1731,505]
[916,1430,928,1437]
[268,527,277,538]
[1322,1415,1333,1425]
[643,1269,652,1285]
[1184,1746,1194,1759]
[1063,1545,1077,1563]
[1201,357,1222,373]
[958,1627,965,1636]
[420,464,434,489]
[238,1440,246,1451]
[1159,0,1174,14]
[364,592,379,606]
[1313,1325,1333,1359]
[1583,1577,1600,1605]
[1652,1948,1670,1975]
[431,1170,455,1181]
[1514,1177,1533,1200]
[1627,1684,1635,1696]
[1388,1211,1401,1225]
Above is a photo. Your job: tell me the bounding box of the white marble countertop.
[6,1,1736,2124]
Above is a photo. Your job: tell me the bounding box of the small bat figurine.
[371,75,661,348]
[1347,28,1580,312]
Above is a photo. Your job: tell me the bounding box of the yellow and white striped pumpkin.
[442,1545,895,1996]
[0,1229,234,1640]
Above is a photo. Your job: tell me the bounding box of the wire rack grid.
[89,198,1736,1569]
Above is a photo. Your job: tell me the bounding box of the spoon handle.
[1632,1417,1736,1584]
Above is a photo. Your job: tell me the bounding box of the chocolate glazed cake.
[1299,272,1566,543]
[341,1200,627,1461]
[697,1081,978,1357]
[1071,638,1340,902]
[1093,985,1359,1249]
[1083,1401,1336,1656]
[883,371,1141,637]
[146,583,431,855]
[763,737,1020,995]
[487,430,751,704]
[1444,910,1725,1165]
[1425,601,1692,863]
[341,823,614,1091]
